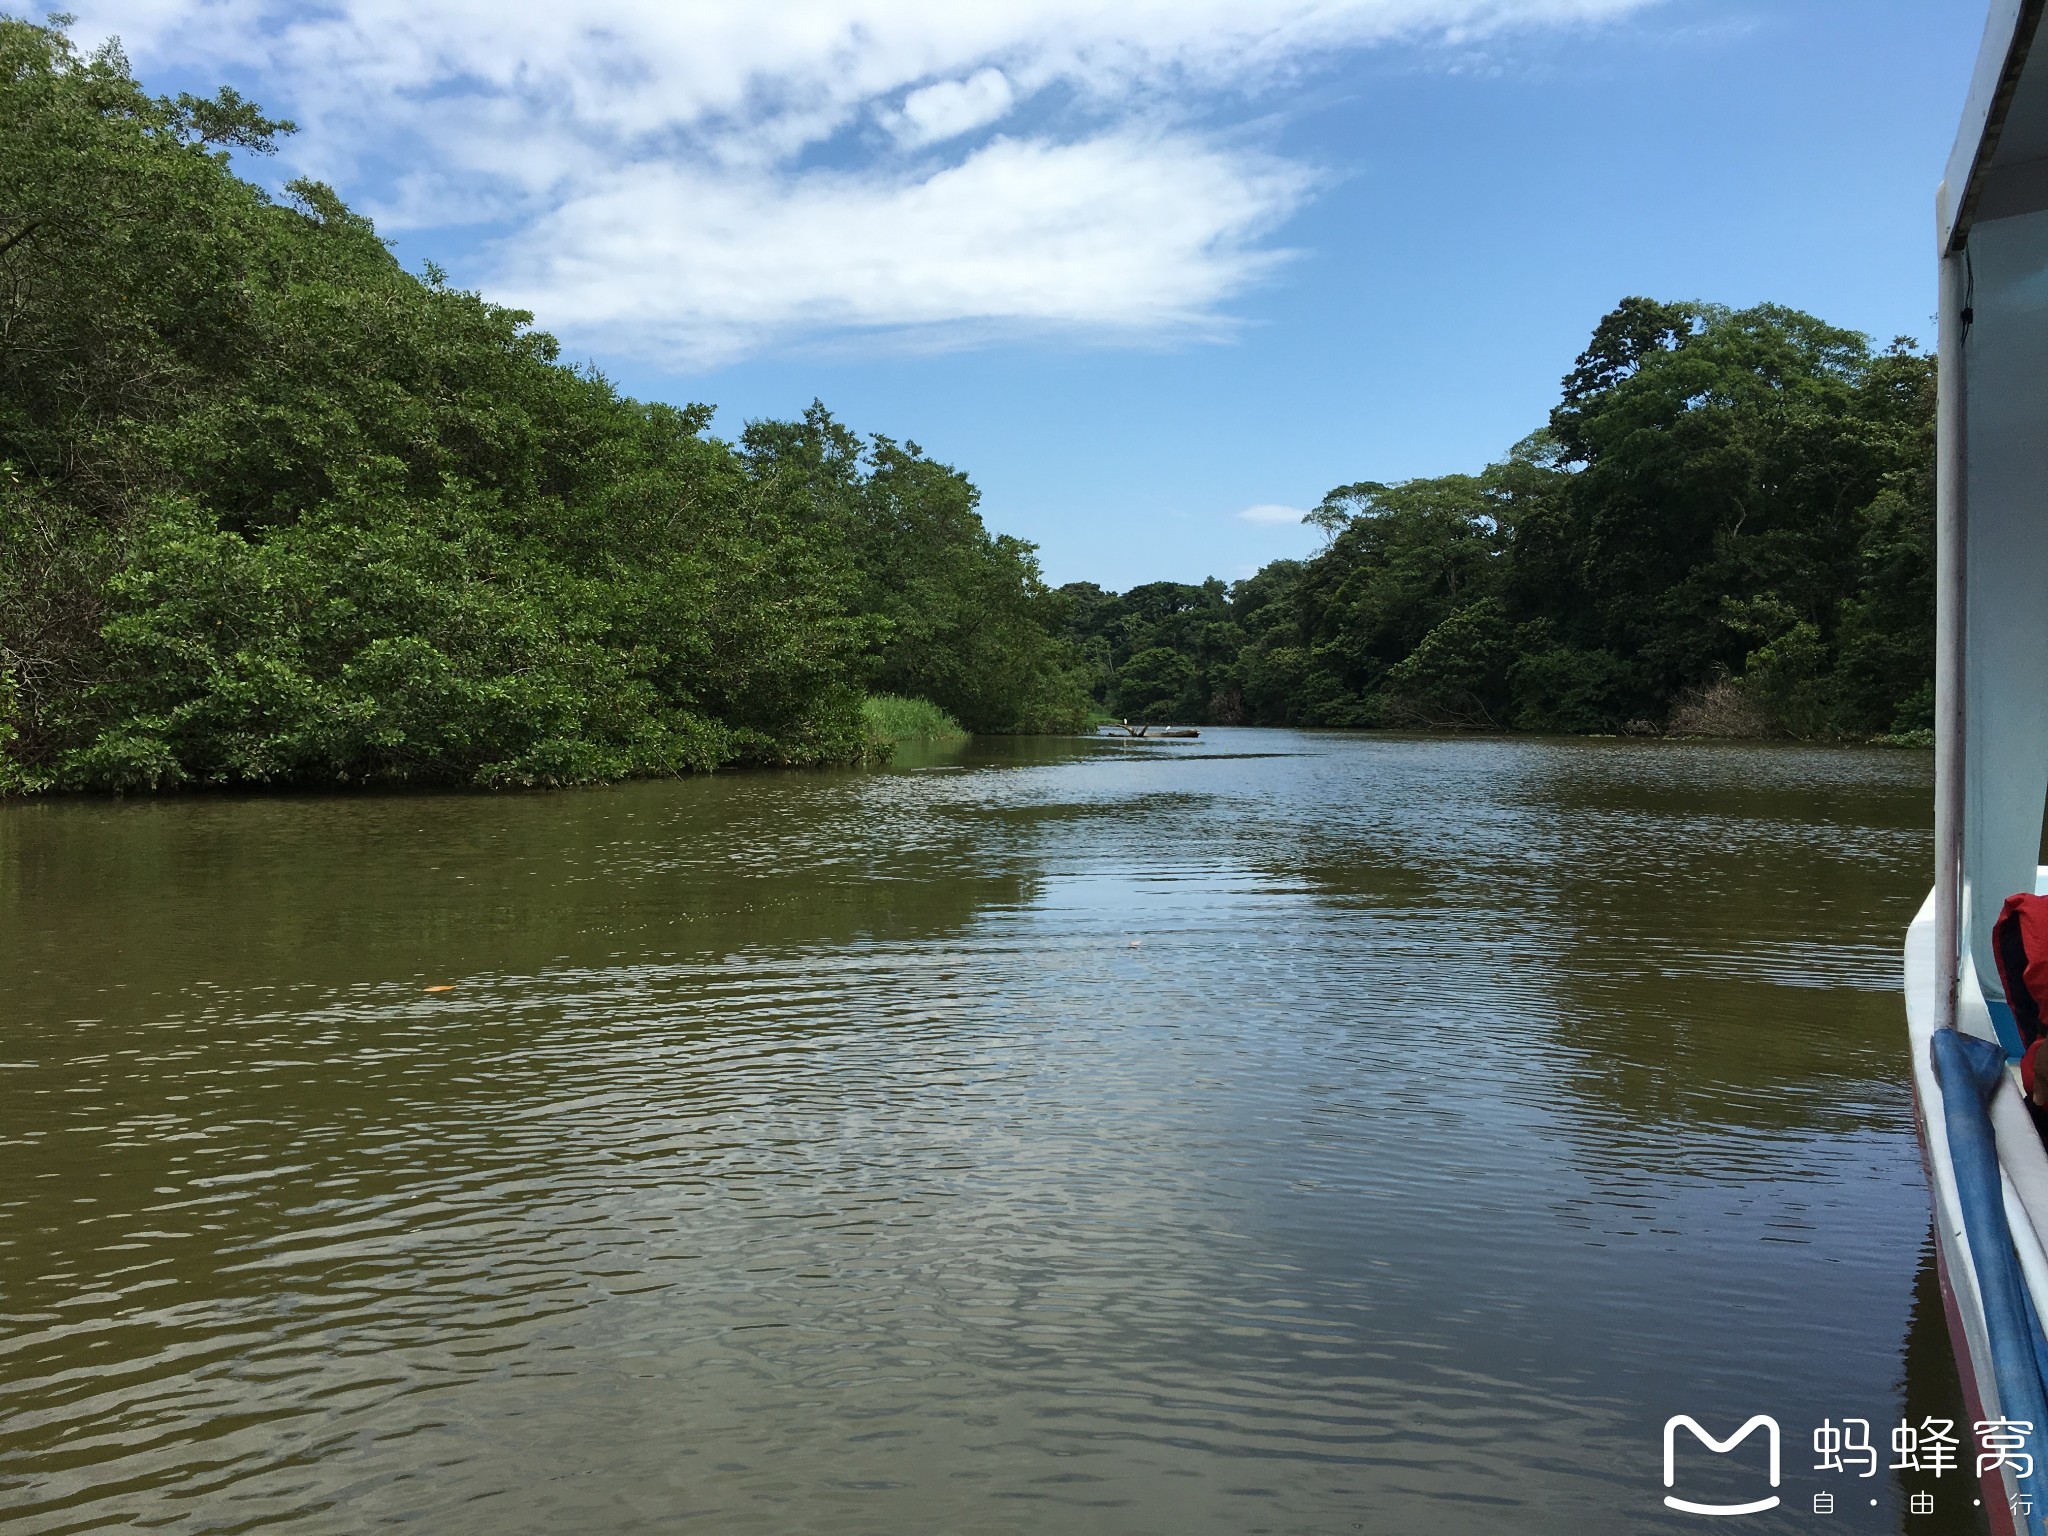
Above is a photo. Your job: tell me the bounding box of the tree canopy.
[1065,299,1934,740]
[0,19,1086,791]
[0,17,1937,791]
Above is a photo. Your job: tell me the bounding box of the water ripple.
[0,732,1944,1533]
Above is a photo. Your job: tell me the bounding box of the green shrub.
[861,694,968,743]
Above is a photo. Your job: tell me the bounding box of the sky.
[68,0,1986,588]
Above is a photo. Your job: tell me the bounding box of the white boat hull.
[1906,873,2048,1534]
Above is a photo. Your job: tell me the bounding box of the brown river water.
[0,731,1975,1533]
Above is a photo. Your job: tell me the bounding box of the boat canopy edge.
[1943,0,2048,253]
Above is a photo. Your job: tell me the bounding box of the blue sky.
[77,0,1981,588]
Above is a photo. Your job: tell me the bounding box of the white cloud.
[71,0,1662,369]
[494,132,1310,365]
[1239,503,1310,524]
[885,68,1017,148]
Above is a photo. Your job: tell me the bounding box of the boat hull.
[1911,1058,2020,1534]
[1906,880,2043,1532]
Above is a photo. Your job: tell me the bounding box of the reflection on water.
[0,732,1971,1532]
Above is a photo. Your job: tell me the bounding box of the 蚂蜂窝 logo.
[1663,1415,1782,1515]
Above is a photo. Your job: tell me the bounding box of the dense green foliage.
[0,20,1084,791]
[861,693,967,744]
[0,17,1936,785]
[1067,297,1936,738]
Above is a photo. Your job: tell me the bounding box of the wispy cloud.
[1239,502,1310,525]
[495,132,1314,365]
[73,0,1662,369]
[883,68,1017,148]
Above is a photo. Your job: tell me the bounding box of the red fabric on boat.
[1992,892,2048,1048]
[2025,1039,2048,1100]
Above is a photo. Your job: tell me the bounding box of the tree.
[1059,299,1934,742]
[0,18,1085,791]
[1114,647,1200,723]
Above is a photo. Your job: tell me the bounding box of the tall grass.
[862,694,969,744]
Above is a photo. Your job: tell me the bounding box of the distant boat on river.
[1101,724,1199,739]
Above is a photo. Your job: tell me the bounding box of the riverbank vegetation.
[1066,300,1935,741]
[0,19,1937,797]
[0,20,1086,792]
[861,694,969,745]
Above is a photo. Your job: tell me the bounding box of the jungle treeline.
[2,19,1936,795]
[0,20,1087,791]
[1066,300,1935,741]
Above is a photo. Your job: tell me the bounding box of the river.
[0,730,1971,1533]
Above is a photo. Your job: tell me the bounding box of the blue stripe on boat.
[1990,996,2028,1061]
[1934,1025,2048,1534]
